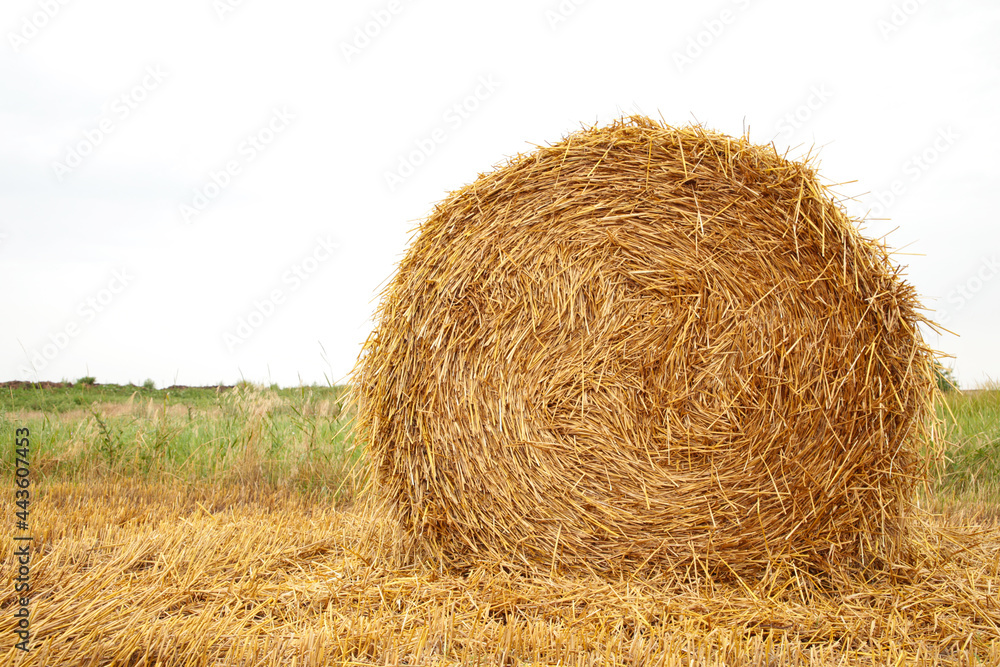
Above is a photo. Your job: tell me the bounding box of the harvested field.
[1,478,998,666]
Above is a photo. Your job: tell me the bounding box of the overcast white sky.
[2,0,998,389]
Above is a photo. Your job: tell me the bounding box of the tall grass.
[0,383,359,503]
[936,386,1000,503]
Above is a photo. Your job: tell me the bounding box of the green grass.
[936,387,1000,502]
[1,380,233,413]
[1,382,360,503]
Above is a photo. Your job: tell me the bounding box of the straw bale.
[353,116,937,577]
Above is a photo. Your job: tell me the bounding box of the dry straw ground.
[355,116,938,578]
[1,479,998,665]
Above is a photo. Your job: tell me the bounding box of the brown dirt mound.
[0,380,72,390]
[353,116,937,578]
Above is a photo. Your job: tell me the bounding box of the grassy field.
[935,388,1000,503]
[0,381,358,501]
[1,382,998,665]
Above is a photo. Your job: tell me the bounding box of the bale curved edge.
[352,116,938,578]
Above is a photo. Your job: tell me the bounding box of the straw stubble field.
[1,384,999,666]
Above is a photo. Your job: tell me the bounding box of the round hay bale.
[354,116,936,577]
